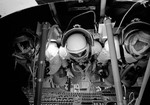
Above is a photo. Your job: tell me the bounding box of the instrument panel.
[24,88,117,105]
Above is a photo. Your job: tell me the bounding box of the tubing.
[34,22,50,105]
[104,17,124,105]
[135,57,150,105]
[100,0,107,16]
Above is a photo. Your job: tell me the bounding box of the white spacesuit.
[45,26,103,89]
[57,26,106,92]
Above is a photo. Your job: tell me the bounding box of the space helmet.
[121,21,150,59]
[61,25,94,61]
[13,30,35,59]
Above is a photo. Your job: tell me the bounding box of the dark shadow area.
[0,4,55,105]
[140,77,150,105]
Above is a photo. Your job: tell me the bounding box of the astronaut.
[120,20,150,87]
[58,26,103,86]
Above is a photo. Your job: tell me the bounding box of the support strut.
[104,17,124,105]
[135,57,150,105]
[34,22,50,105]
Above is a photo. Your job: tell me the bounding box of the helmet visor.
[69,49,87,58]
[68,45,89,60]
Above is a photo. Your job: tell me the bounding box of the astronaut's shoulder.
[92,40,102,55]
[59,46,68,59]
